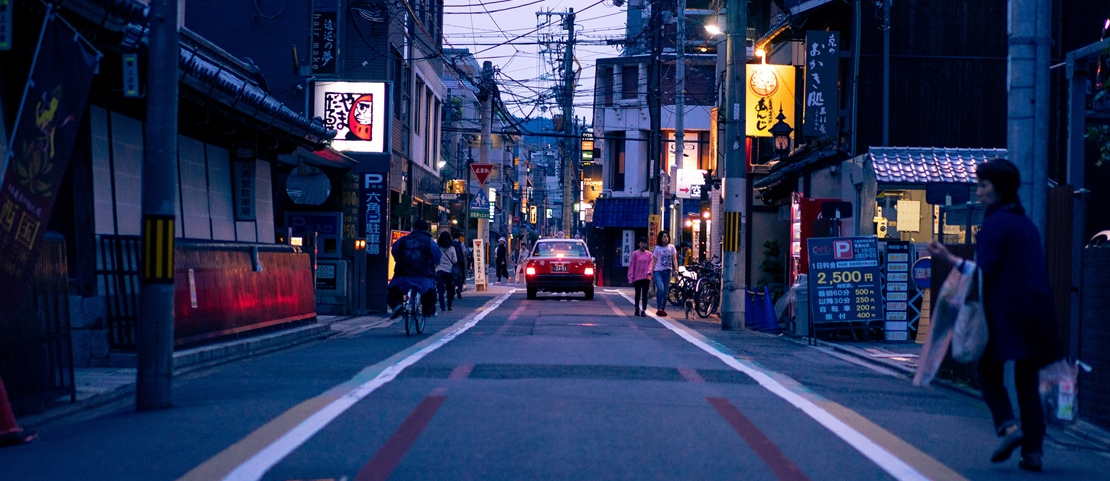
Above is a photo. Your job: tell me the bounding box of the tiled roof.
[591,197,649,228]
[869,147,1007,184]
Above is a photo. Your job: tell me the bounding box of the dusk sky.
[442,0,630,123]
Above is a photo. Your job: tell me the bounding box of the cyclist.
[388,219,441,319]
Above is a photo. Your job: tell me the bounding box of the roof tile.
[868,147,1006,184]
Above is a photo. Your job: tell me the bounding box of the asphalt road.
[2,287,1109,480]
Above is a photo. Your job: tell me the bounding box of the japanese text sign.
[745,64,796,138]
[803,31,840,138]
[806,236,883,325]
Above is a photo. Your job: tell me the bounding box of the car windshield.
[533,241,587,258]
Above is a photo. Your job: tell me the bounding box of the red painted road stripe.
[494,304,529,336]
[707,397,811,481]
[355,395,447,481]
[507,303,527,321]
[603,295,625,316]
[678,367,705,383]
[449,364,474,379]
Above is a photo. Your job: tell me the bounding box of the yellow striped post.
[722,211,741,252]
[142,215,175,283]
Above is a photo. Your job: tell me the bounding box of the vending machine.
[789,194,840,286]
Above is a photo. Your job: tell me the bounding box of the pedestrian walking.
[514,241,531,283]
[927,158,1063,472]
[435,231,457,312]
[627,237,653,317]
[452,233,467,299]
[495,237,509,282]
[652,231,678,317]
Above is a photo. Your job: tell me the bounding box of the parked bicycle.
[668,266,698,308]
[400,287,427,336]
[693,258,722,318]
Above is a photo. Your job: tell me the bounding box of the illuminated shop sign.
[313,81,388,153]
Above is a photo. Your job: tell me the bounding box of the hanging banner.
[0,15,97,312]
[745,64,796,137]
[803,31,840,137]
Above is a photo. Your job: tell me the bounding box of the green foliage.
[1088,123,1110,168]
[757,239,786,302]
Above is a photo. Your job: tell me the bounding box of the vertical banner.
[621,230,634,267]
[803,31,840,138]
[745,65,796,137]
[231,159,257,221]
[311,8,337,75]
[648,214,660,250]
[360,172,389,257]
[581,162,602,204]
[0,15,97,308]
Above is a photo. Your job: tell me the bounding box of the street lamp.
[769,107,793,159]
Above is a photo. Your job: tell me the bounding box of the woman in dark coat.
[928,158,1063,472]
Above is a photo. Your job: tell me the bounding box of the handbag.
[952,267,988,363]
[451,264,463,283]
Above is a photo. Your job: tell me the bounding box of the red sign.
[471,163,493,185]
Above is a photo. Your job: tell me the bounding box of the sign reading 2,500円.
[806,236,883,325]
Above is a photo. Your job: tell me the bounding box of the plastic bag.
[951,269,988,363]
[1039,360,1092,425]
[914,260,977,386]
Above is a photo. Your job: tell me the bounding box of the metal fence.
[96,235,140,350]
[0,232,75,413]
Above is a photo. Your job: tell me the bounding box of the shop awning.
[868,147,1007,184]
[591,197,649,228]
[753,147,849,191]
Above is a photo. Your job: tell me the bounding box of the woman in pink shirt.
[627,237,654,316]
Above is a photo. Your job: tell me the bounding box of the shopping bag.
[951,269,988,363]
[1039,360,1092,425]
[914,260,976,386]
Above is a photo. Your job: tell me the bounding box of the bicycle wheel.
[695,280,719,318]
[404,290,416,336]
[414,293,426,334]
[668,280,685,307]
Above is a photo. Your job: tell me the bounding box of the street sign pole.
[475,61,494,291]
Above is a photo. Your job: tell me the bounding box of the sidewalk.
[17,281,520,431]
[679,312,1110,455]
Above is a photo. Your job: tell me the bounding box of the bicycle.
[401,287,427,336]
[693,258,722,318]
[668,267,698,308]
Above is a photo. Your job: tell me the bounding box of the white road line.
[618,292,929,481]
[222,291,515,481]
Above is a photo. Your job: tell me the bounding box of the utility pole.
[137,0,179,409]
[674,0,686,241]
[648,1,663,224]
[476,61,494,291]
[1008,0,1050,236]
[561,9,576,236]
[719,0,746,330]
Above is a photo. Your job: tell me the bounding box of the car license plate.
[552,263,568,273]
